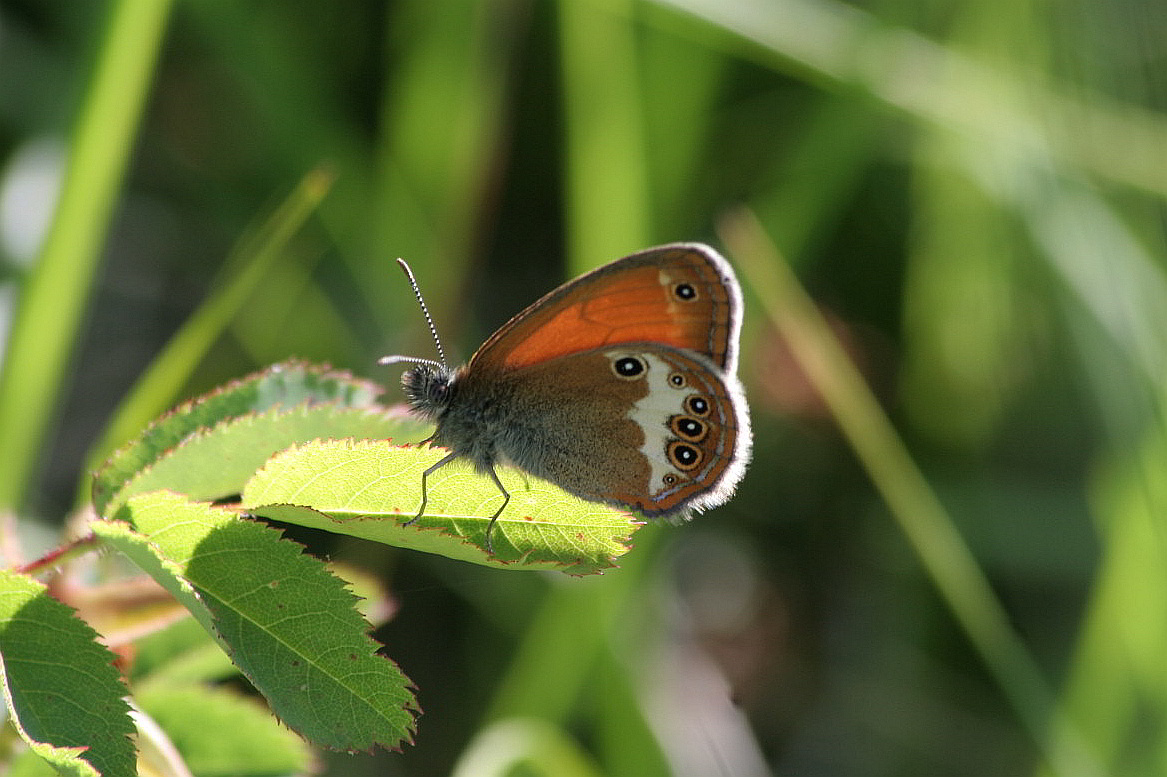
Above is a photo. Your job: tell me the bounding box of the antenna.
[379,258,448,369]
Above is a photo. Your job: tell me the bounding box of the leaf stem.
[16,532,102,577]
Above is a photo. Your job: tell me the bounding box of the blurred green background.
[2,0,1166,775]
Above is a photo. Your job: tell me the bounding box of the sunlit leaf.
[93,361,392,515]
[107,403,426,516]
[241,438,641,574]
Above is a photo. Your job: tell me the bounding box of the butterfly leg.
[406,450,460,526]
[483,465,511,555]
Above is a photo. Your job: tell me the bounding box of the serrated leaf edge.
[91,518,223,649]
[193,519,421,752]
[106,494,420,752]
[244,439,638,574]
[101,403,418,516]
[0,570,135,777]
[92,360,386,512]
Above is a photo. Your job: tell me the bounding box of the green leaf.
[92,360,391,515]
[135,684,314,777]
[8,749,74,777]
[106,403,427,517]
[103,491,419,752]
[90,519,218,641]
[241,439,640,575]
[0,569,136,777]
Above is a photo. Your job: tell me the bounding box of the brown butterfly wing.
[482,345,751,516]
[469,243,743,374]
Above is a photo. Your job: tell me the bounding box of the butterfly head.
[382,257,461,422]
[400,361,458,420]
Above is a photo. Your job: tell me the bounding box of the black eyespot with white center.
[670,415,707,442]
[611,355,647,379]
[668,441,702,471]
[668,372,686,388]
[663,473,679,486]
[673,282,697,301]
[685,394,710,417]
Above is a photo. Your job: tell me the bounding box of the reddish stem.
[16,532,101,576]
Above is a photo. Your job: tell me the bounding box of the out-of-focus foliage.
[2,0,1165,774]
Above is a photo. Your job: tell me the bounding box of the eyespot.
[612,355,648,379]
[670,415,707,442]
[668,441,702,471]
[684,394,710,417]
[663,473,682,486]
[673,282,697,301]
[668,372,686,388]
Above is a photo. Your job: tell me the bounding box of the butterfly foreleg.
[483,465,511,555]
[407,449,461,526]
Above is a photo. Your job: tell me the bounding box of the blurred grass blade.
[651,0,1167,199]
[637,21,724,239]
[451,718,606,777]
[719,210,1104,777]
[486,578,613,723]
[558,0,651,270]
[480,546,670,776]
[749,95,884,261]
[0,0,174,511]
[372,0,521,338]
[1039,437,1167,777]
[81,167,335,494]
[901,141,1023,447]
[134,685,314,777]
[1026,187,1167,387]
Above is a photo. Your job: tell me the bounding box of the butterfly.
[381,243,751,554]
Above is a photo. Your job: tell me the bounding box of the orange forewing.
[471,246,738,372]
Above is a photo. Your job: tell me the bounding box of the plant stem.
[17,532,102,577]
